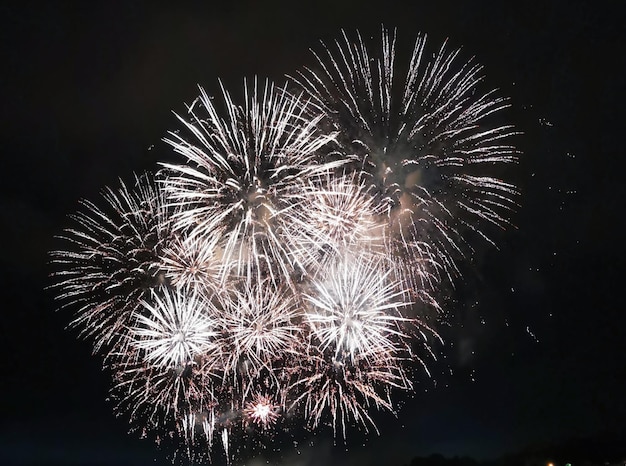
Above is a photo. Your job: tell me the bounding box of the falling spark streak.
[222,429,230,463]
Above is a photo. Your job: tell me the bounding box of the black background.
[1,1,624,465]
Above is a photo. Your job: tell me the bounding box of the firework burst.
[50,173,172,358]
[132,287,220,369]
[243,393,281,430]
[290,26,519,281]
[304,252,411,364]
[160,232,225,294]
[50,27,518,464]
[218,279,302,378]
[161,78,344,286]
[293,173,385,268]
[286,252,415,435]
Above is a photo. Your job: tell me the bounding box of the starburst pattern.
[304,253,411,363]
[291,27,519,281]
[132,287,219,369]
[294,173,385,267]
[50,173,172,358]
[160,78,343,286]
[243,393,280,430]
[160,233,224,294]
[218,279,302,377]
[50,27,518,464]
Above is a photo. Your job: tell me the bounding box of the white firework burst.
[291,27,519,281]
[132,287,220,369]
[288,252,415,436]
[160,232,225,294]
[160,78,343,285]
[218,278,302,378]
[304,252,412,364]
[292,173,385,269]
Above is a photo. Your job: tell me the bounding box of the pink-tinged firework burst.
[288,344,413,438]
[109,350,223,462]
[49,27,518,464]
[244,393,280,430]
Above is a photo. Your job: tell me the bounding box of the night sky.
[1,1,624,465]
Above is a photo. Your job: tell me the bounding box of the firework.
[304,252,411,364]
[160,232,225,294]
[110,354,223,463]
[290,252,415,436]
[132,287,220,369]
[160,78,344,286]
[50,173,172,358]
[217,278,302,379]
[50,27,518,464]
[288,343,412,438]
[290,26,519,282]
[292,172,385,269]
[243,393,281,430]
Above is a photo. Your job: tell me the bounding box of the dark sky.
[1,1,624,465]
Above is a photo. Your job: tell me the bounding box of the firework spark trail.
[49,27,518,464]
